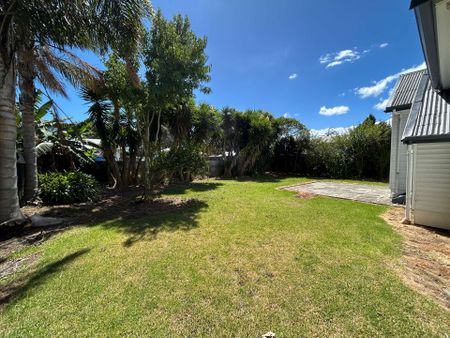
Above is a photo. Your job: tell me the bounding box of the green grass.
[1,177,448,337]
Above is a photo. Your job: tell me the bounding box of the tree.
[103,53,143,187]
[221,107,239,177]
[304,114,391,180]
[219,109,277,176]
[162,101,221,181]
[272,117,310,173]
[18,46,100,203]
[0,0,151,223]
[81,53,144,189]
[141,10,211,196]
[235,110,276,176]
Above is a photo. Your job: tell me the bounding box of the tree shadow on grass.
[10,183,216,248]
[220,174,287,183]
[163,181,223,195]
[0,248,91,308]
[99,199,209,247]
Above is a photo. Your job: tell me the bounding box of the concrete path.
[283,182,392,205]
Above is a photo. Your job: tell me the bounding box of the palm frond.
[34,53,67,97]
[80,84,113,145]
[35,99,53,121]
[33,45,103,96]
[36,142,54,157]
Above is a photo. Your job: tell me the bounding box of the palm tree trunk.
[0,44,24,223]
[18,48,38,203]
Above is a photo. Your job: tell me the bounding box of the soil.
[296,192,317,200]
[382,208,450,310]
[21,188,198,227]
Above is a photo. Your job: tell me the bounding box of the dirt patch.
[382,208,450,310]
[296,192,317,200]
[22,189,199,227]
[0,253,41,281]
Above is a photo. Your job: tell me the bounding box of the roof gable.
[385,70,427,113]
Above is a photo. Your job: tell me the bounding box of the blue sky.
[52,0,425,132]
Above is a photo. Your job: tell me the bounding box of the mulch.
[382,208,450,310]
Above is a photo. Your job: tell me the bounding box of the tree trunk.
[103,147,122,189]
[142,121,152,198]
[128,151,137,185]
[18,47,38,203]
[141,109,159,199]
[134,157,141,184]
[0,35,25,223]
[121,142,129,187]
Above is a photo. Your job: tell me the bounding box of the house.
[385,0,450,230]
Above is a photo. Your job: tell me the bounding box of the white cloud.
[356,75,398,98]
[400,62,427,74]
[283,113,290,118]
[320,48,363,69]
[374,98,390,111]
[335,49,357,61]
[326,60,344,68]
[319,105,350,116]
[288,73,298,80]
[311,126,353,138]
[379,43,389,48]
[355,62,426,98]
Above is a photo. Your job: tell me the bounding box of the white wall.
[407,142,450,230]
[389,110,410,197]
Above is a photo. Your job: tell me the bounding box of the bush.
[304,115,391,180]
[39,171,100,205]
[164,146,208,182]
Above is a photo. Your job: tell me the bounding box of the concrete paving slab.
[283,182,392,205]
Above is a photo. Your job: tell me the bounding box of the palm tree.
[18,45,100,203]
[0,0,151,223]
[80,84,124,188]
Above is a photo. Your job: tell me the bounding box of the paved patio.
[283,182,393,205]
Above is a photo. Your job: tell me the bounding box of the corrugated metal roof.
[402,74,450,143]
[385,69,427,112]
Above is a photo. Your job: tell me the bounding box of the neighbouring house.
[385,0,450,230]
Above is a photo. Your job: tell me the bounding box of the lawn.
[1,177,449,337]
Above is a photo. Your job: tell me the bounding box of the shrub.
[39,171,100,205]
[164,146,208,182]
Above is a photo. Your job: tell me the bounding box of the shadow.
[163,182,223,195]
[100,199,208,247]
[19,195,209,248]
[414,223,450,237]
[8,183,215,244]
[219,173,287,183]
[0,248,91,307]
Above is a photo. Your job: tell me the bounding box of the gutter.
[412,0,442,90]
[403,133,450,144]
[410,0,431,10]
